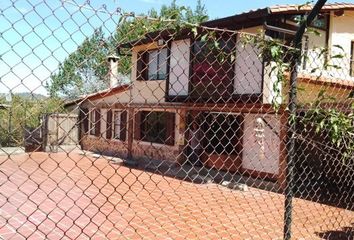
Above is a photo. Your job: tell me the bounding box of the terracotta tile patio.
[0,152,352,239]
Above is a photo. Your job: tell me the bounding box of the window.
[135,111,175,145]
[113,111,121,139]
[89,110,95,135]
[89,109,100,136]
[106,110,127,140]
[191,34,236,100]
[137,48,168,80]
[350,41,354,77]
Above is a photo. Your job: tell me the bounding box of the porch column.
[127,108,134,160]
[278,111,288,191]
[176,109,187,164]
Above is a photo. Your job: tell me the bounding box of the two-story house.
[67,3,354,187]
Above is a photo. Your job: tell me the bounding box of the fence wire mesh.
[0,0,353,239]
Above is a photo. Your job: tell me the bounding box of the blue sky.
[0,0,347,96]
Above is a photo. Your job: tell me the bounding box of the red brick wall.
[81,135,180,163]
[131,141,180,162]
[81,135,129,158]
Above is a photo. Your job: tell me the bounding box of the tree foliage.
[302,91,354,167]
[48,28,110,99]
[0,95,64,147]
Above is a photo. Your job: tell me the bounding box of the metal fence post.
[283,0,327,239]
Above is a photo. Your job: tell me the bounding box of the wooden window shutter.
[134,111,141,140]
[106,109,113,139]
[94,109,101,137]
[80,108,89,134]
[136,51,148,80]
[120,110,127,141]
[165,112,175,146]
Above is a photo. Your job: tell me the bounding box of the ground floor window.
[106,110,127,141]
[135,111,175,145]
[113,111,121,139]
[114,110,127,140]
[89,109,100,136]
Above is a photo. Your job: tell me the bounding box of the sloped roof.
[64,84,130,107]
[203,2,354,28]
[120,2,354,48]
[270,2,354,14]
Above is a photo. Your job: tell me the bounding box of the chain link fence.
[0,1,353,239]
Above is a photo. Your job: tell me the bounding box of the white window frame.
[89,110,96,135]
[148,48,167,80]
[113,110,122,140]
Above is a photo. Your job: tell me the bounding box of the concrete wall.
[87,91,131,106]
[301,29,327,73]
[299,10,354,81]
[297,81,352,103]
[328,10,354,79]
[263,62,282,105]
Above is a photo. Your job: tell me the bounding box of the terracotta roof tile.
[270,2,354,14]
[64,84,130,107]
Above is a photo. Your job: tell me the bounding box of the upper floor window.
[190,33,236,100]
[137,48,168,80]
[192,33,236,79]
[350,41,354,77]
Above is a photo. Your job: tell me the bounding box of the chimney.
[107,55,119,88]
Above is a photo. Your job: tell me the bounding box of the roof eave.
[63,84,131,108]
[202,7,270,28]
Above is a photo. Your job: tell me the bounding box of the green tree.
[48,28,110,99]
[0,95,64,147]
[186,0,208,23]
[110,0,208,75]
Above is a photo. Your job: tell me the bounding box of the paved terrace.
[0,152,352,239]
